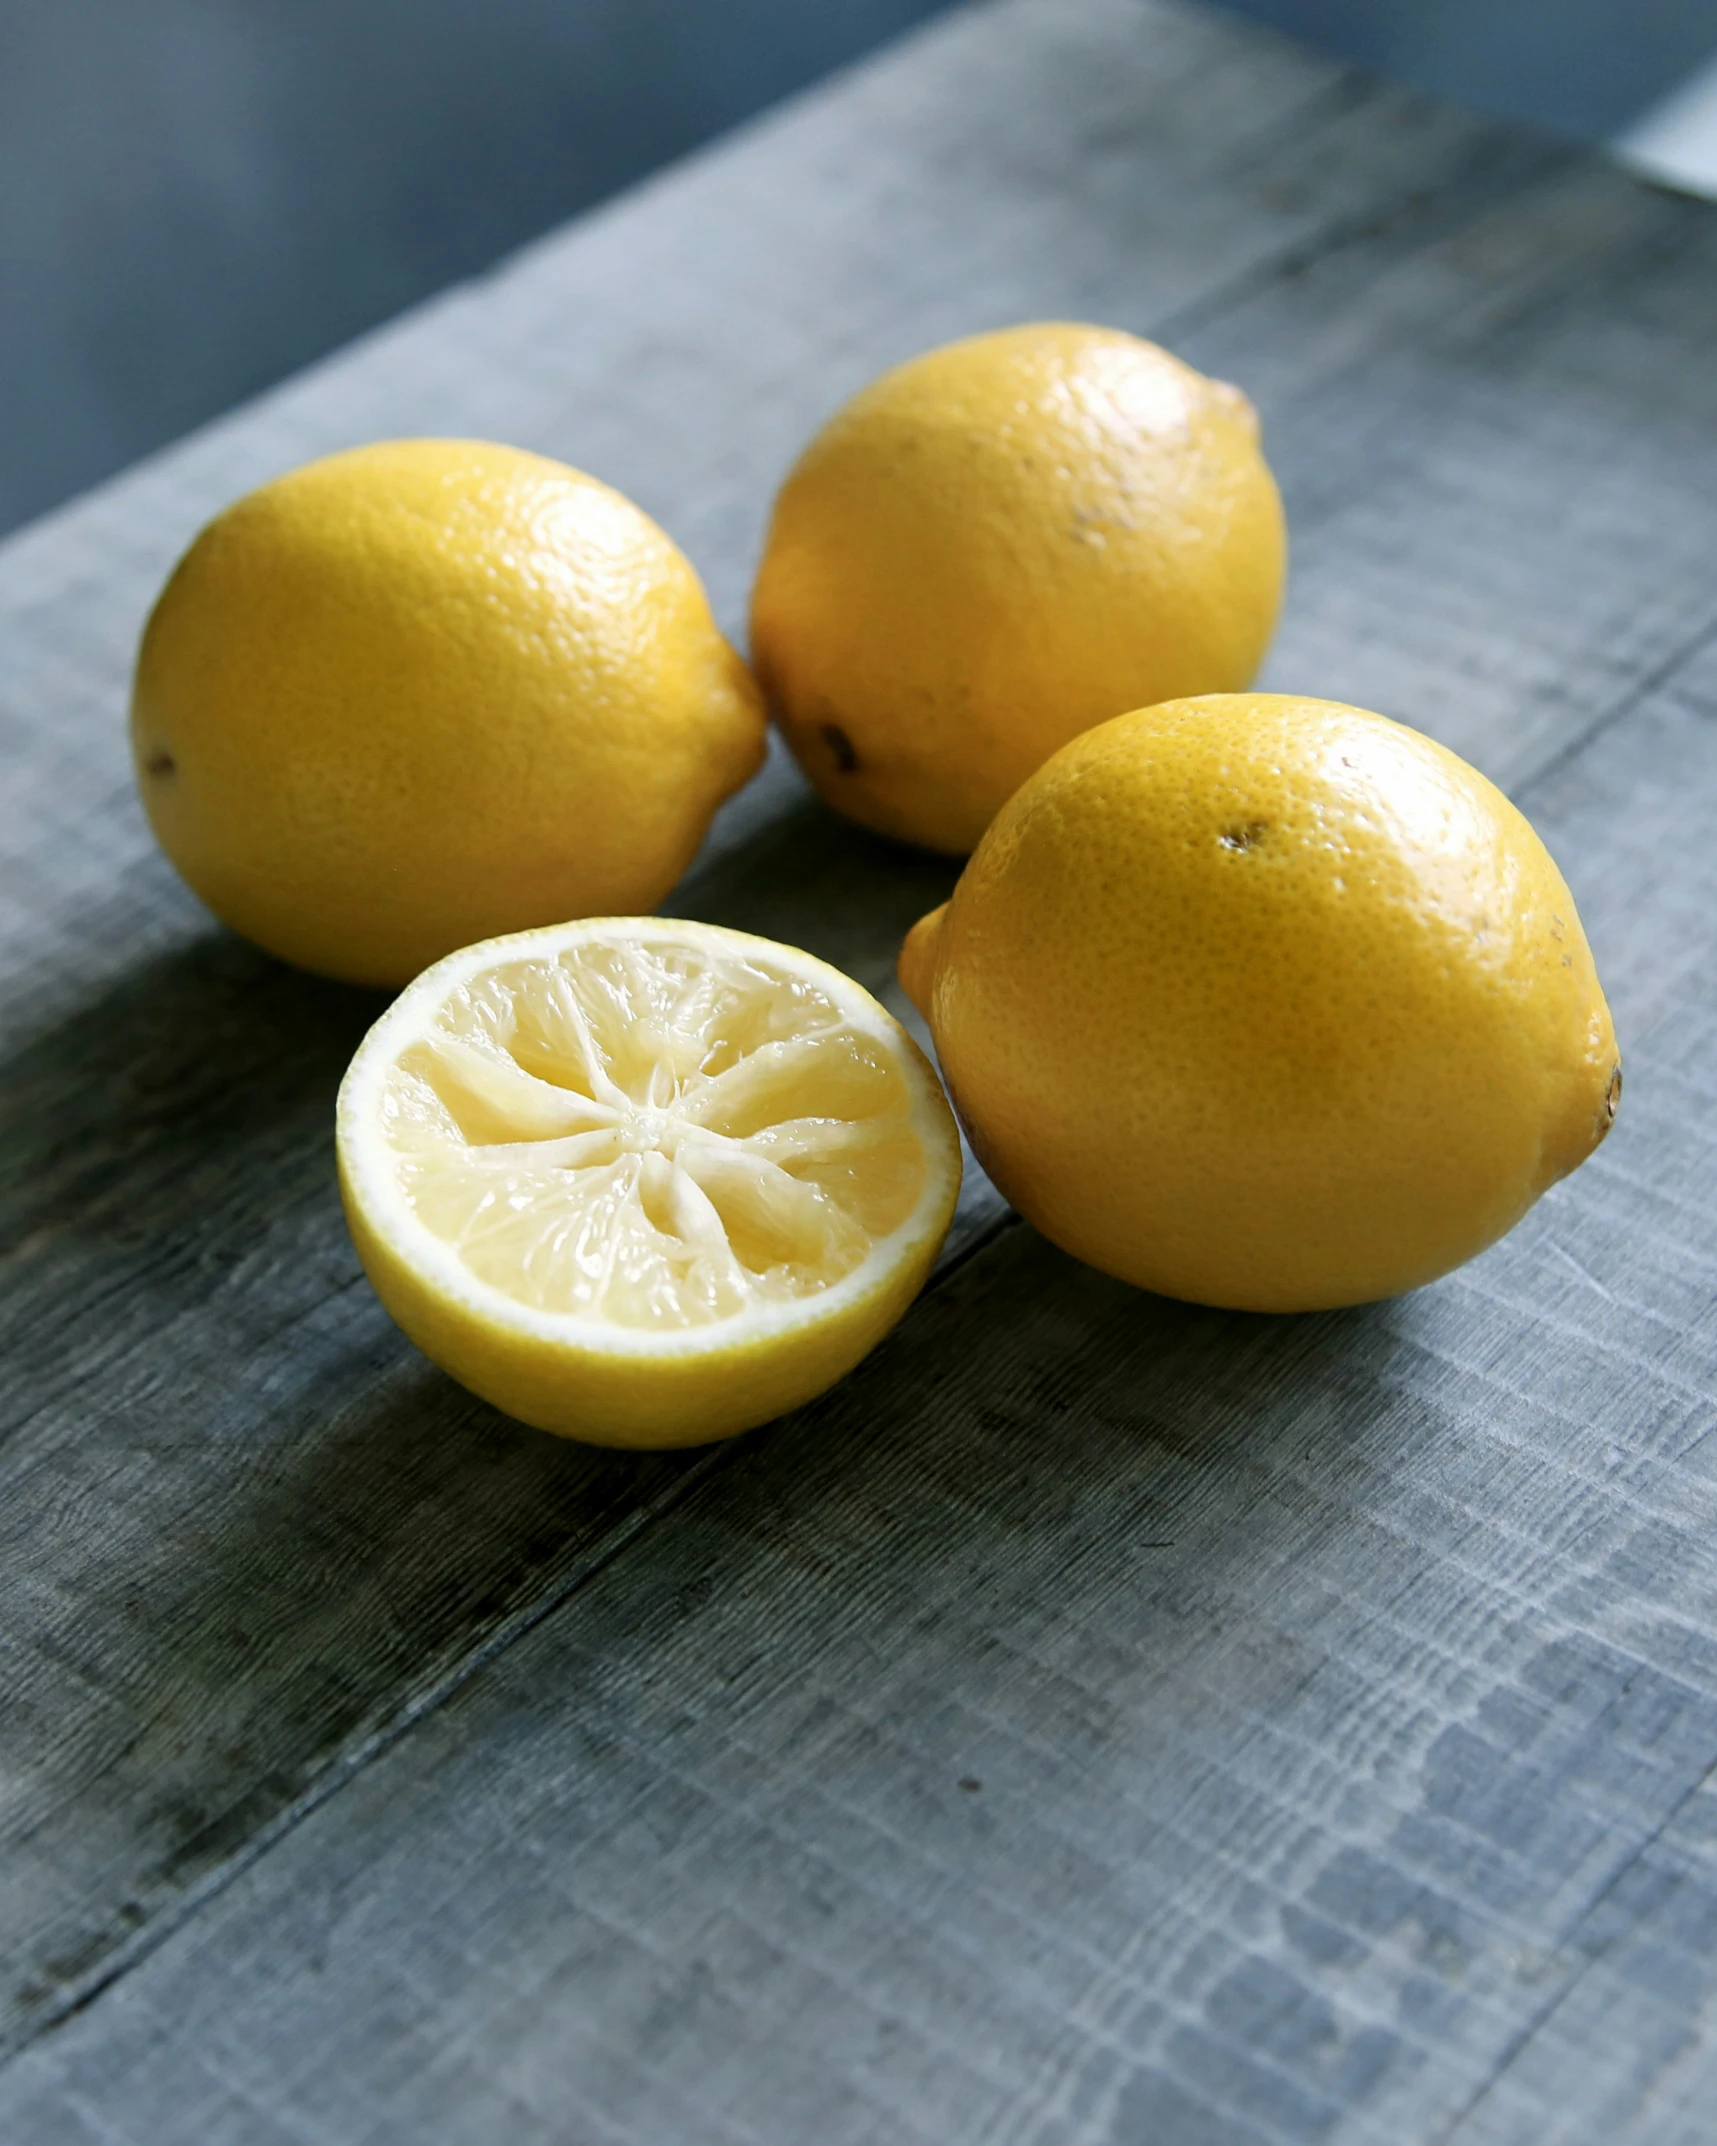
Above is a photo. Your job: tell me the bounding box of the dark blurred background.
[1234,0,1717,135]
[3,0,1716,539]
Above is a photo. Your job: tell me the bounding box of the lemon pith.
[133,440,766,986]
[751,322,1286,853]
[339,919,961,1446]
[901,694,1620,1313]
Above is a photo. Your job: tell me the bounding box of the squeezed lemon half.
[338,918,962,1446]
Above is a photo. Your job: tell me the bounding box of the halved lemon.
[337,918,962,1447]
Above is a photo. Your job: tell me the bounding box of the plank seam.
[0,1446,737,2065]
[8,480,1714,2095]
[4,36,1710,2091]
[1149,136,1577,350]
[1514,612,1717,815]
[1427,1751,1717,2143]
[10,199,1712,2067]
[0,1214,1023,2072]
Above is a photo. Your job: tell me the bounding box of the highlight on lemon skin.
[900,692,1620,1314]
[751,321,1286,855]
[132,439,766,987]
[338,917,962,1447]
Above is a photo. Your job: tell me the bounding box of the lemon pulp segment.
[339,919,961,1444]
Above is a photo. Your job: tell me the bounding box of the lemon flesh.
[339,919,961,1446]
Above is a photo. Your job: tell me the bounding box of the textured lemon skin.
[901,695,1620,1313]
[751,323,1285,854]
[133,440,766,986]
[337,918,963,1449]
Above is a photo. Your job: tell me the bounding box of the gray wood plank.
[0,0,1590,2057]
[6,633,1717,2145]
[3,0,1717,2130]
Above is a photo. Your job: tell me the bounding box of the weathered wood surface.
[3,0,1717,2137]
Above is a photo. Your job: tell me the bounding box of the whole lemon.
[132,439,766,986]
[899,694,1620,1312]
[750,323,1285,854]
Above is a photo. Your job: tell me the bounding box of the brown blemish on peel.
[1219,821,1268,852]
[821,722,860,775]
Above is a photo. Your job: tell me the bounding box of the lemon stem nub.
[899,903,947,1019]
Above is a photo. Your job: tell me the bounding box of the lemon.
[750,322,1285,854]
[899,694,1619,1312]
[132,440,766,986]
[338,917,961,1446]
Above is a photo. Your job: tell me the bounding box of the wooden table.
[4,2,1717,2138]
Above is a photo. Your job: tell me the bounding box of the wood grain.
[1,0,1716,2135]
[10,640,1717,2144]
